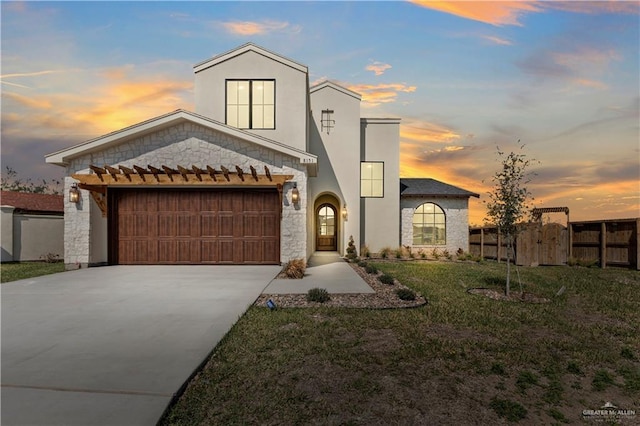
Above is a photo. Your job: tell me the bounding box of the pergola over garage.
[72,164,293,265]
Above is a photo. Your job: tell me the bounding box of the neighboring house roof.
[400,178,479,198]
[0,191,63,213]
[45,109,317,169]
[310,81,362,101]
[193,42,308,74]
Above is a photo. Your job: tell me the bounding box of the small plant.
[418,249,426,259]
[365,265,378,274]
[379,247,392,259]
[357,260,368,268]
[346,235,358,260]
[360,244,371,259]
[516,370,538,392]
[620,347,636,360]
[396,288,416,301]
[592,369,615,391]
[548,408,568,423]
[378,274,394,285]
[489,397,527,422]
[283,259,306,279]
[306,288,330,303]
[442,249,452,260]
[490,362,507,376]
[40,253,61,263]
[456,248,465,257]
[394,247,404,259]
[567,360,583,375]
[431,248,441,260]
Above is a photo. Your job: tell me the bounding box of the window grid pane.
[412,203,446,245]
[226,80,274,129]
[360,162,383,197]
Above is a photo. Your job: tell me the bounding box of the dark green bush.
[365,265,378,274]
[306,288,330,303]
[489,397,527,422]
[592,369,615,391]
[378,274,394,285]
[396,288,416,301]
[357,260,368,268]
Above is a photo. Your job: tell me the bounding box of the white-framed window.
[360,162,384,198]
[226,80,275,129]
[413,203,446,245]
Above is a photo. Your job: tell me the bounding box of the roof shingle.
[400,178,479,198]
[1,191,64,213]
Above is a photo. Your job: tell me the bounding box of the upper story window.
[321,109,335,134]
[360,162,384,197]
[413,203,446,245]
[226,80,275,129]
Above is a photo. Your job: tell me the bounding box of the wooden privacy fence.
[469,218,639,270]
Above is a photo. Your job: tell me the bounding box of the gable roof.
[400,178,479,198]
[1,191,63,213]
[194,42,308,74]
[309,80,362,101]
[45,109,317,168]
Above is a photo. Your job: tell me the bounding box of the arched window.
[413,203,446,245]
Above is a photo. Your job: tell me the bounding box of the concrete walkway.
[1,265,281,426]
[263,252,375,294]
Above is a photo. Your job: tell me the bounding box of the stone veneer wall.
[64,122,307,268]
[401,197,470,254]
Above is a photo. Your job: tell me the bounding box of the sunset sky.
[2,1,638,224]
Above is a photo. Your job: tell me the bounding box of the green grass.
[1,261,65,283]
[162,261,640,425]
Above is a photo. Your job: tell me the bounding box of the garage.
[109,189,280,265]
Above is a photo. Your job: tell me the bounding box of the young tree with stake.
[485,144,536,296]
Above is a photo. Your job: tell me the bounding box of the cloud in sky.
[366,61,392,76]
[481,35,513,46]
[410,0,542,26]
[218,20,301,36]
[346,83,416,106]
[411,1,639,26]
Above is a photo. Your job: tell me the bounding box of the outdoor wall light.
[69,183,80,203]
[291,183,300,205]
[342,204,348,219]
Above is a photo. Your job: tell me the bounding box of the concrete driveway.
[1,265,281,426]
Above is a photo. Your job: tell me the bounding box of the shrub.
[283,258,306,279]
[418,249,426,259]
[490,363,507,376]
[379,247,392,259]
[456,248,465,257]
[489,397,527,422]
[394,247,404,259]
[357,260,368,268]
[592,369,615,391]
[620,347,636,360]
[40,253,61,263]
[307,288,330,303]
[365,265,378,274]
[346,235,358,260]
[360,244,371,258]
[378,274,394,285]
[431,248,441,259]
[396,288,416,301]
[442,249,451,260]
[567,361,583,375]
[516,370,538,392]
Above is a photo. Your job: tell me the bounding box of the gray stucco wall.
[64,122,307,268]
[401,197,470,254]
[361,119,401,252]
[1,206,64,262]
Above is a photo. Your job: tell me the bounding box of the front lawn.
[1,261,65,283]
[162,261,640,425]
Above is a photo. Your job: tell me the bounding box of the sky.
[1,0,639,225]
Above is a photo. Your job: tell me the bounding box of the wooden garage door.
[110,189,280,265]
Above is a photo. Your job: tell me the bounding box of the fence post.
[480,228,484,259]
[600,222,607,269]
[497,231,501,263]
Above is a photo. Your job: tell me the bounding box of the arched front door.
[316,204,337,251]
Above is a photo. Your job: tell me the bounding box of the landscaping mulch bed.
[255,261,427,309]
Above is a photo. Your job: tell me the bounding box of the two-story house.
[46,43,477,268]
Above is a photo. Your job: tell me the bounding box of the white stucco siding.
[64,122,307,267]
[401,197,470,254]
[309,85,362,255]
[195,50,308,152]
[361,119,401,252]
